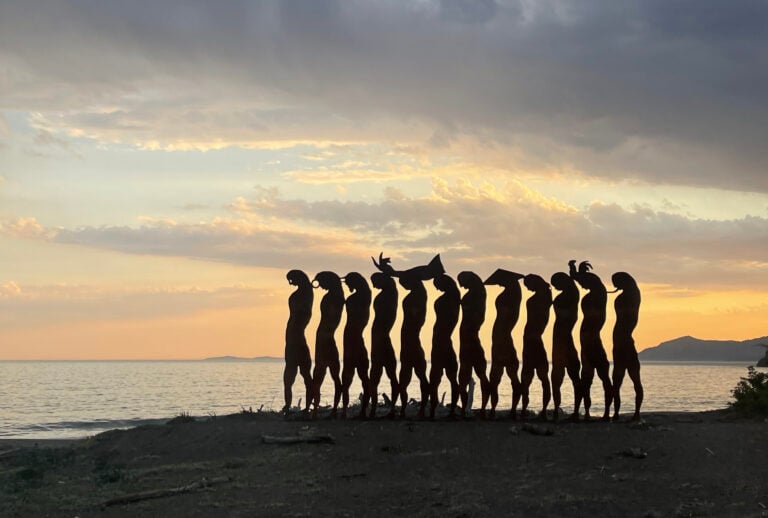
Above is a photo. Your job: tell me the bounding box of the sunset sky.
[1,1,767,359]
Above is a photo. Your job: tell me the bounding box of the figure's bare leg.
[508,362,521,420]
[458,362,472,416]
[329,361,342,418]
[429,363,444,419]
[581,362,595,420]
[628,364,643,421]
[283,363,298,414]
[357,365,371,417]
[536,363,551,419]
[566,360,582,421]
[341,364,354,419]
[445,358,460,416]
[369,362,383,418]
[311,363,327,418]
[551,363,565,421]
[299,361,313,413]
[520,364,535,420]
[415,359,429,419]
[611,363,626,421]
[474,359,491,418]
[489,363,503,418]
[595,362,613,421]
[384,360,399,418]
[399,363,413,418]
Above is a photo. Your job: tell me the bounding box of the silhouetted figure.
[310,271,344,418]
[457,271,491,418]
[283,270,314,415]
[550,272,583,421]
[372,252,445,280]
[569,260,613,420]
[429,274,462,418]
[611,272,643,421]
[484,269,524,419]
[340,272,372,419]
[369,272,400,418]
[520,274,552,419]
[398,272,430,418]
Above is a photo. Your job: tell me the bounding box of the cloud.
[5,178,767,289]
[0,217,57,239]
[1,1,767,190]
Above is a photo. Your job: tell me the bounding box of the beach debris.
[522,423,554,436]
[261,433,335,445]
[509,426,520,436]
[618,447,648,459]
[99,476,232,507]
[704,447,715,456]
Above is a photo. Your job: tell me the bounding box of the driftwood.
[261,434,335,445]
[100,476,232,507]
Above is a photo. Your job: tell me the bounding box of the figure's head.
[371,271,394,290]
[312,271,341,290]
[550,271,574,291]
[611,271,637,291]
[524,273,550,292]
[287,269,311,288]
[457,271,483,290]
[484,268,524,287]
[433,273,458,293]
[343,272,367,292]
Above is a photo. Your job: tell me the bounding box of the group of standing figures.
[283,254,644,422]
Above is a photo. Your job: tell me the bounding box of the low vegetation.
[730,366,768,416]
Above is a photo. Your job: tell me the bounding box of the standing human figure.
[611,272,643,421]
[429,273,462,418]
[550,272,583,421]
[340,272,372,419]
[311,271,344,418]
[457,271,491,418]
[369,272,400,418]
[520,274,552,419]
[283,269,314,415]
[484,269,524,419]
[398,272,430,418]
[569,260,612,420]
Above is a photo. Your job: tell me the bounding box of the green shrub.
[730,366,768,415]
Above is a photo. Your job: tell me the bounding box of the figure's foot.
[583,411,591,421]
[612,413,621,422]
[329,408,338,419]
[567,412,580,423]
[537,410,548,421]
[509,410,518,421]
[489,409,496,420]
[631,412,641,422]
[341,409,348,419]
[386,409,397,420]
[417,408,425,420]
[601,412,611,422]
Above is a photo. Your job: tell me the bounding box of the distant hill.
[203,356,282,362]
[640,336,768,363]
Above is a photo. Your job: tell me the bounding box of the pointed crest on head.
[484,268,524,287]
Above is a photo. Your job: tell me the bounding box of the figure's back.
[525,290,551,337]
[288,287,313,335]
[434,291,460,337]
[614,286,640,338]
[319,289,343,334]
[345,290,371,334]
[493,286,521,338]
[460,288,486,336]
[402,284,427,332]
[372,286,397,335]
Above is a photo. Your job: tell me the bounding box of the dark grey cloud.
[2,0,768,190]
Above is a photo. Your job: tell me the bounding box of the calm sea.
[0,361,761,439]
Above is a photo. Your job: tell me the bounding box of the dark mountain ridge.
[639,335,768,363]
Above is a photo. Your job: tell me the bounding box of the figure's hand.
[579,261,593,274]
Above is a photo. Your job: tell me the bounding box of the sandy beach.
[0,408,766,517]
